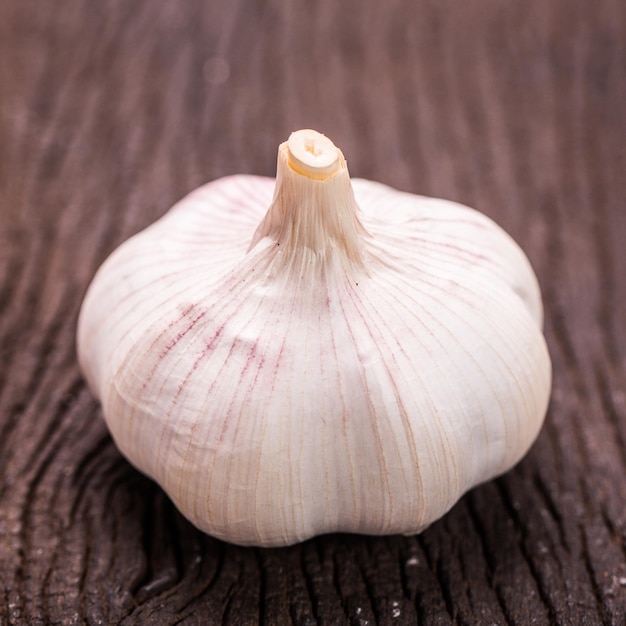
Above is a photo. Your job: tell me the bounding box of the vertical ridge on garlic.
[77,129,551,547]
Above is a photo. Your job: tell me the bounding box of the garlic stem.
[286,129,341,180]
[249,130,368,267]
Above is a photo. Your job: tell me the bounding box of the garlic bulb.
[77,129,551,547]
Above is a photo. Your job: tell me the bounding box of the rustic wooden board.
[1,1,625,623]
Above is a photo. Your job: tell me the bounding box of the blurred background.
[1,1,625,623]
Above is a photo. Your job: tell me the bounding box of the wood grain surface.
[1,1,626,624]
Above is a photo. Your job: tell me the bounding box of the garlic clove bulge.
[77,129,551,547]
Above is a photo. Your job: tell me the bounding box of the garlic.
[77,129,551,547]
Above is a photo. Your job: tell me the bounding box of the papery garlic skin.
[78,130,551,547]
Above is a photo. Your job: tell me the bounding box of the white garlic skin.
[78,131,551,547]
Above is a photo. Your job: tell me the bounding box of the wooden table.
[2,1,625,623]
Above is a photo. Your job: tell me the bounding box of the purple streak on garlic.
[77,129,551,547]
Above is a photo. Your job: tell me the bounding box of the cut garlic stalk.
[77,130,551,547]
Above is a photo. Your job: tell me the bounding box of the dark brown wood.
[1,1,625,623]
